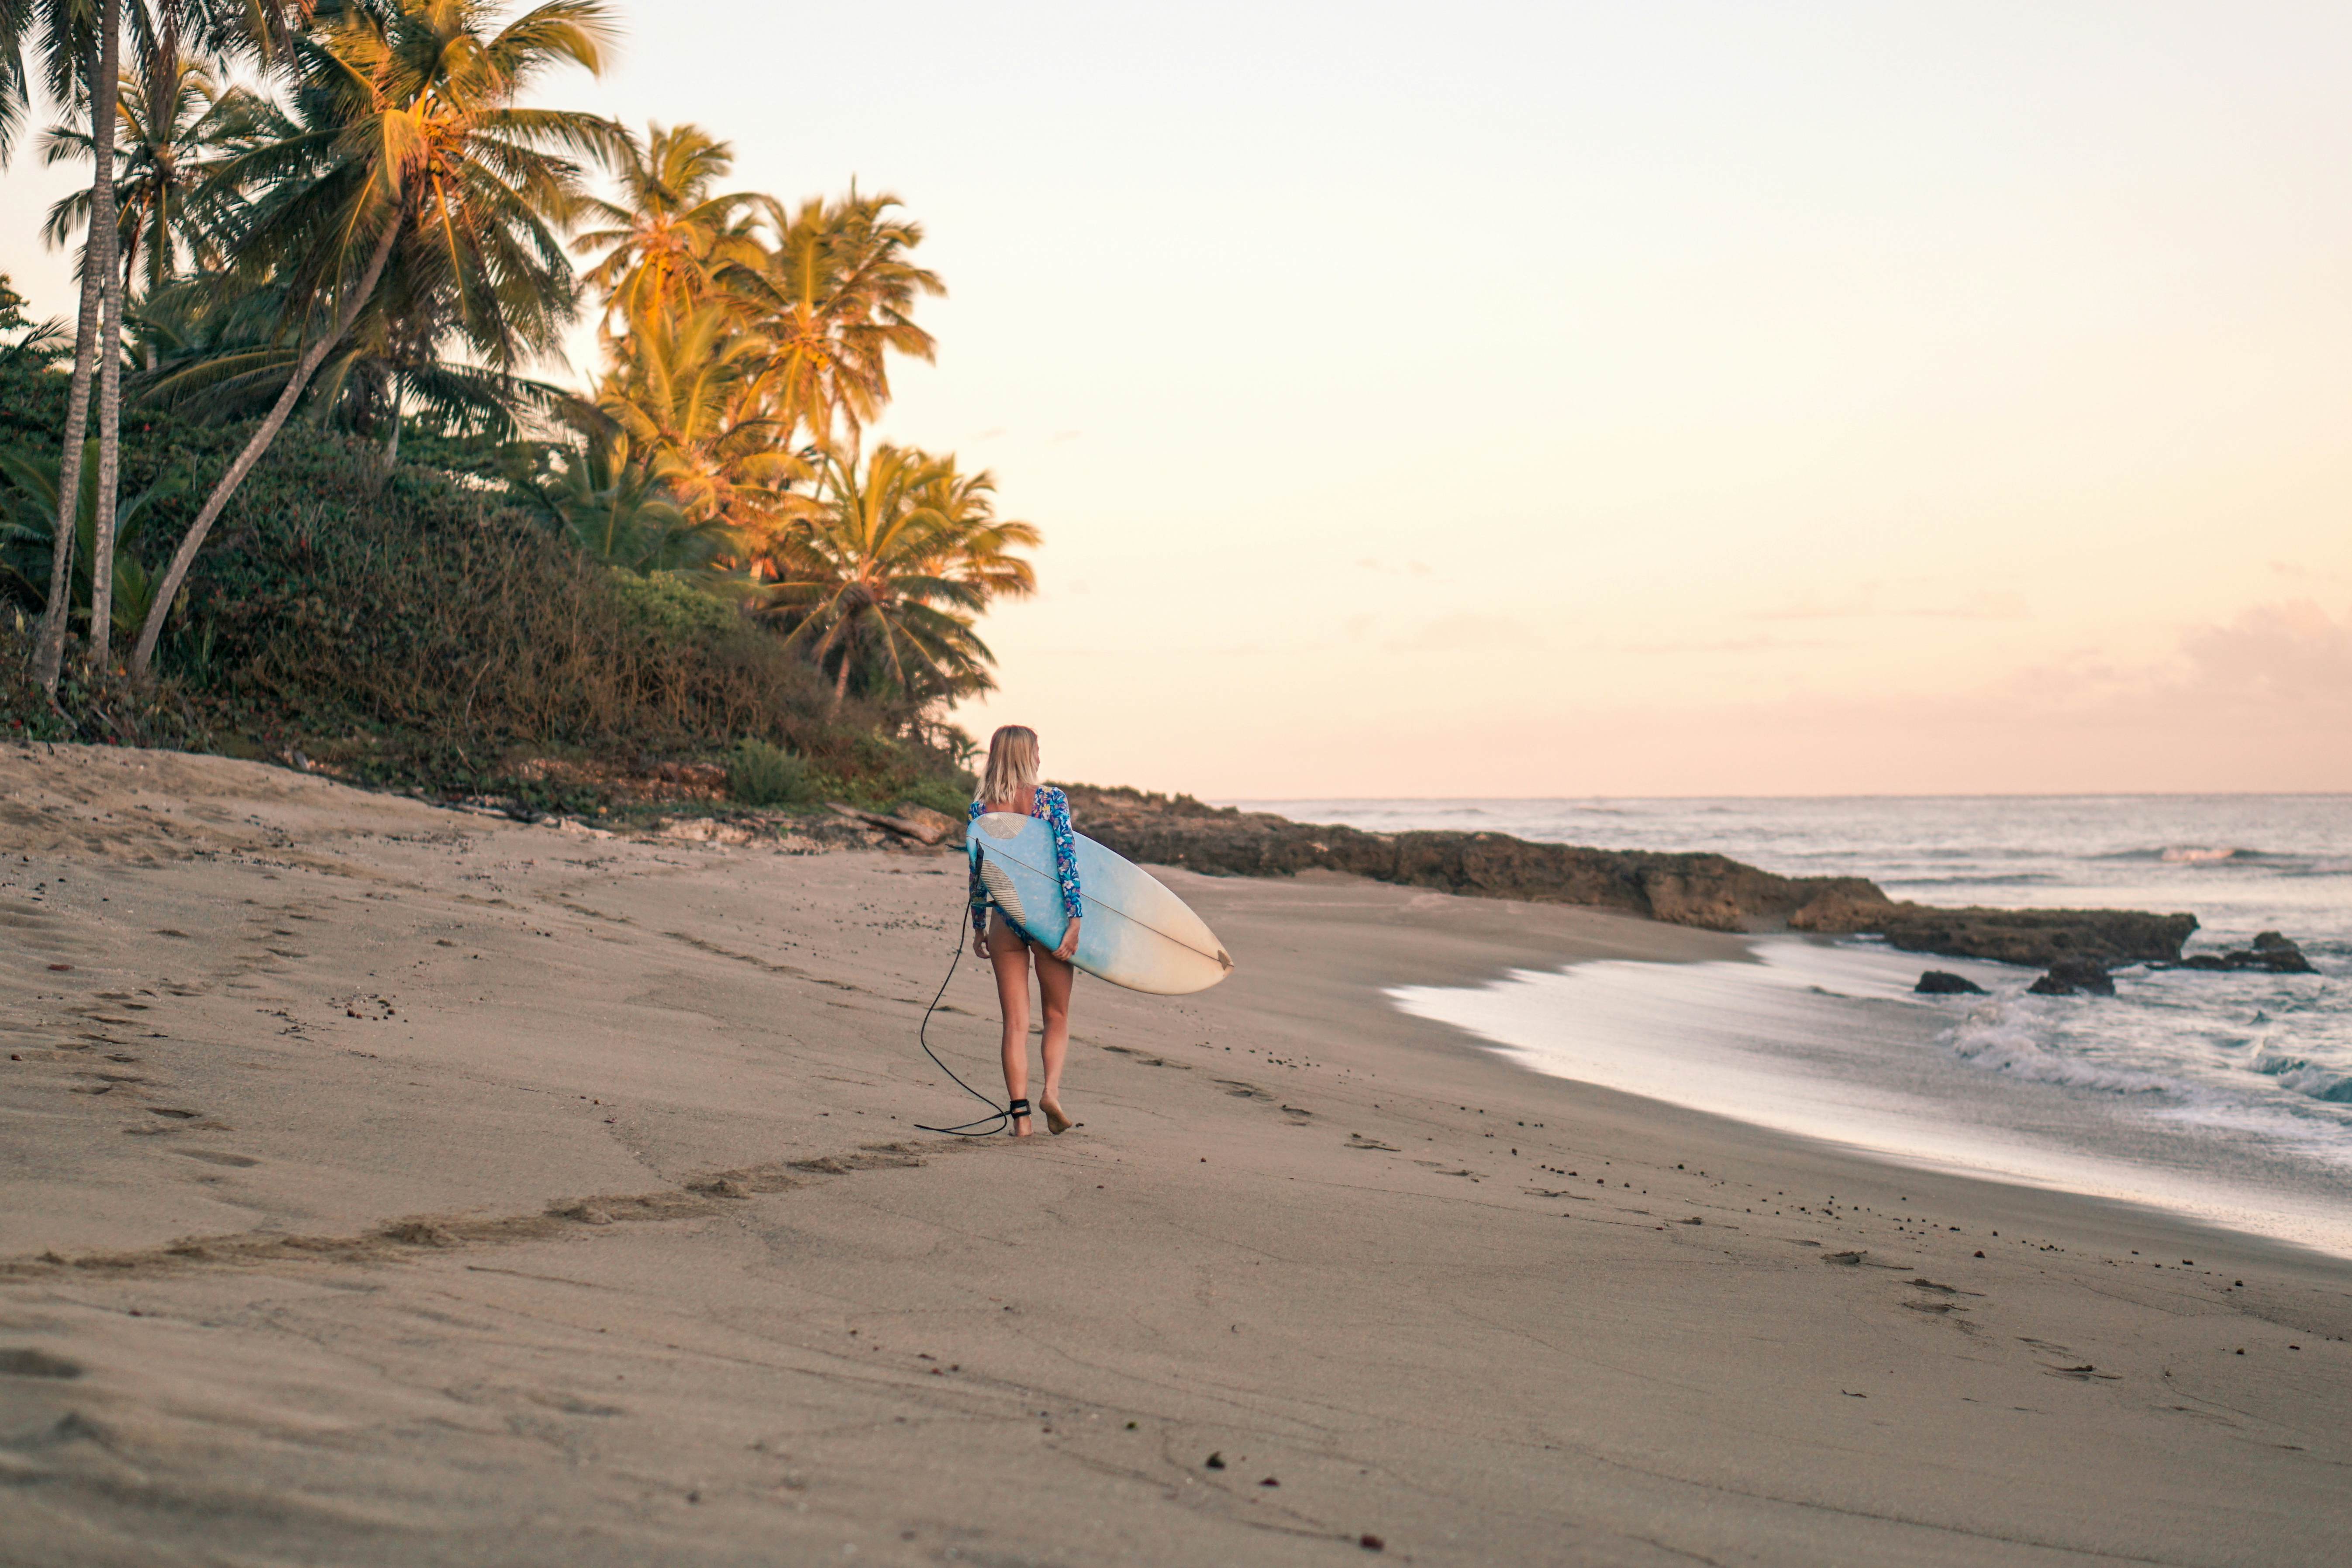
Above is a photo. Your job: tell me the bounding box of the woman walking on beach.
[969,725,1082,1137]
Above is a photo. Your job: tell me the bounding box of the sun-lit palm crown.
[725,190,943,454]
[207,0,623,365]
[573,120,769,339]
[759,443,1038,708]
[593,297,808,541]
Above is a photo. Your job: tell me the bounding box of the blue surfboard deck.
[969,813,1233,995]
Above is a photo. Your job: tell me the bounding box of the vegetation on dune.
[727,737,814,809]
[0,0,1041,815]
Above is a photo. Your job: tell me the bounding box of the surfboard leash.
[914,904,1013,1137]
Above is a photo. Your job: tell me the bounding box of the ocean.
[1228,796,2352,1256]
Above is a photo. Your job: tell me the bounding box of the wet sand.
[3,744,2348,1566]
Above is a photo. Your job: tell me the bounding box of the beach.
[5,745,2350,1567]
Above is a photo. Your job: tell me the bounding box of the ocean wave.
[1942,1001,2178,1094]
[2098,845,2283,864]
[2252,1053,2352,1104]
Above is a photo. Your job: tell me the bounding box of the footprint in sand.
[0,1348,84,1380]
[175,1149,259,1168]
[1100,1044,1188,1069]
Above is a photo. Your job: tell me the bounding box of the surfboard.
[969,813,1234,995]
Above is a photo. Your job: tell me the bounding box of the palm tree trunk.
[87,5,124,671]
[88,26,125,677]
[831,648,851,712]
[31,36,113,695]
[130,218,401,681]
[383,373,402,463]
[141,192,161,371]
[90,278,123,665]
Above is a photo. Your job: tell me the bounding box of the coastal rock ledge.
[1063,787,2199,968]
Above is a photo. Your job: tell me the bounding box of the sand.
[3,744,2347,1567]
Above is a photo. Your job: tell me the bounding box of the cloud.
[1614,634,1844,655]
[1748,583,2028,622]
[1984,598,2352,716]
[1384,613,1541,653]
[1899,590,2029,622]
[1747,587,1876,621]
[2176,598,2352,707]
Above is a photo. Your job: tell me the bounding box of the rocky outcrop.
[1798,901,2201,967]
[1914,971,1987,995]
[2028,957,2117,997]
[1061,785,2200,968]
[2155,931,2316,975]
[1061,786,1885,934]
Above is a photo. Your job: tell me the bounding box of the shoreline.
[1394,932,2352,1264]
[4,745,2348,1565]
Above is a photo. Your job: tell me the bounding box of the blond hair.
[977,725,1041,809]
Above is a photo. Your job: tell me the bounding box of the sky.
[5,1,2349,797]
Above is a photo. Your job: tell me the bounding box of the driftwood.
[826,802,964,848]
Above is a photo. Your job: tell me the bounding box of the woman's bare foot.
[1008,1100,1033,1137]
[1040,1096,1077,1135]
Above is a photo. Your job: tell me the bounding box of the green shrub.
[606,569,739,641]
[729,737,813,806]
[148,429,869,766]
[897,775,975,817]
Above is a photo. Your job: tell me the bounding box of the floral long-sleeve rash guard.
[969,786,1083,938]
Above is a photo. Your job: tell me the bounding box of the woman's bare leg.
[1034,948,1076,1133]
[986,914,1035,1134]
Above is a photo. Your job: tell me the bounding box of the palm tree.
[574,121,769,339]
[593,297,806,541]
[759,444,1035,712]
[122,67,573,454]
[0,3,33,161]
[529,428,734,575]
[40,53,259,313]
[0,437,181,637]
[131,267,575,449]
[13,0,306,687]
[724,189,941,456]
[81,0,126,670]
[14,0,118,690]
[130,0,625,679]
[910,457,1040,604]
